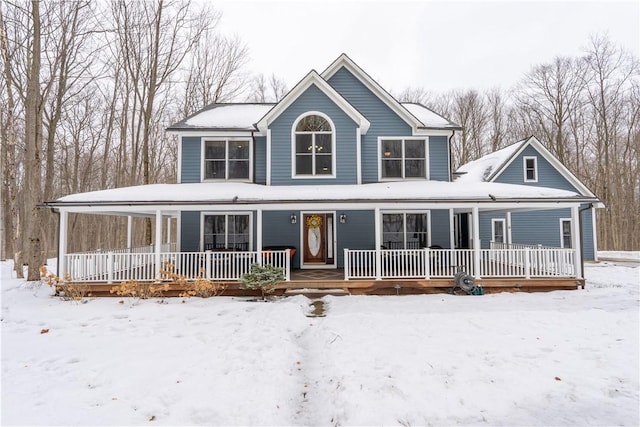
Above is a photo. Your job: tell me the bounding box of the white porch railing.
[64,249,291,283]
[344,247,576,280]
[71,243,177,256]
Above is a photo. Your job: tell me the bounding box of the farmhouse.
[44,54,602,294]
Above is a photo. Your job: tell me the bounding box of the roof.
[401,103,461,130]
[455,136,597,198]
[47,180,592,208]
[167,103,274,131]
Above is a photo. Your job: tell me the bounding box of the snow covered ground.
[1,259,638,426]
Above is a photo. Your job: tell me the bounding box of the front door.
[302,213,335,267]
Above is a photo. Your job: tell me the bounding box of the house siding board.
[429,136,450,181]
[181,136,201,183]
[254,136,266,184]
[269,84,358,185]
[581,206,594,261]
[430,209,451,248]
[180,211,201,251]
[494,145,580,192]
[479,213,506,249]
[262,211,301,268]
[327,68,412,183]
[337,210,375,267]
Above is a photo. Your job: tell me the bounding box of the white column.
[571,205,582,278]
[155,210,162,279]
[472,206,481,279]
[591,205,598,262]
[266,129,272,186]
[256,209,263,263]
[506,211,512,245]
[449,209,455,249]
[127,216,133,249]
[374,207,382,280]
[58,210,68,278]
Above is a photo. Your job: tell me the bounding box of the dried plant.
[40,266,90,302]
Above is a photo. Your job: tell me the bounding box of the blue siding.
[254,136,266,184]
[180,211,201,251]
[262,211,301,267]
[269,84,358,185]
[495,145,579,192]
[581,206,595,261]
[429,136,450,181]
[479,213,506,248]
[430,209,451,248]
[337,210,376,267]
[181,137,201,183]
[327,67,412,183]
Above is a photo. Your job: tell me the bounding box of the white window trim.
[491,218,506,244]
[378,137,430,181]
[380,210,432,248]
[291,111,337,179]
[560,218,572,249]
[200,211,253,251]
[201,138,253,182]
[523,156,538,183]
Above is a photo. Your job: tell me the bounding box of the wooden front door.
[302,213,335,266]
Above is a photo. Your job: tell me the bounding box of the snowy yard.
[1,259,638,426]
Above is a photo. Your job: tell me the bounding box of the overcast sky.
[214,0,639,95]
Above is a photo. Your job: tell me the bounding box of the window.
[560,219,572,248]
[381,138,427,179]
[382,212,430,249]
[293,114,334,177]
[523,156,538,182]
[204,140,250,180]
[203,214,251,251]
[492,218,506,244]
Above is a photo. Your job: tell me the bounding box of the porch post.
[472,206,481,279]
[449,209,455,249]
[256,209,263,264]
[126,216,133,249]
[166,217,171,246]
[58,209,68,278]
[155,210,162,279]
[374,207,382,280]
[506,211,512,245]
[571,205,582,278]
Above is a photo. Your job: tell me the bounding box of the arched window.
[293,113,334,177]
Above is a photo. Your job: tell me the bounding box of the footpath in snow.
[1,259,639,426]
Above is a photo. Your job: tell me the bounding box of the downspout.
[578,203,593,280]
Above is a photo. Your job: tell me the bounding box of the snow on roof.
[51,180,584,206]
[401,103,461,129]
[455,141,525,183]
[171,104,275,130]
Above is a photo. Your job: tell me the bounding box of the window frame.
[491,218,506,244]
[560,218,572,249]
[201,138,253,182]
[381,211,431,249]
[523,156,538,183]
[378,137,430,181]
[291,112,336,179]
[201,212,253,251]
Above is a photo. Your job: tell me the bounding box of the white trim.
[356,127,362,184]
[177,137,183,183]
[256,209,263,252]
[127,216,133,248]
[412,129,458,137]
[449,209,455,249]
[256,70,370,134]
[506,211,512,244]
[472,206,481,279]
[560,217,572,249]
[201,137,253,182]
[168,131,258,138]
[155,210,162,278]
[491,218,506,244]
[299,211,337,269]
[291,112,337,179]
[177,211,182,252]
[378,137,430,181]
[200,211,253,251]
[58,210,68,278]
[591,205,598,261]
[266,129,272,185]
[523,156,538,183]
[571,206,582,276]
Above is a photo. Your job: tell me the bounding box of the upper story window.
[204,139,250,180]
[380,138,427,179]
[293,113,335,177]
[523,156,538,182]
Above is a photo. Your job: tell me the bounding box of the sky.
[214,0,640,94]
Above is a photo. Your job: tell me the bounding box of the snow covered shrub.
[239,264,285,300]
[109,279,170,300]
[39,266,90,302]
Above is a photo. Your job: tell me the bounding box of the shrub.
[109,279,170,300]
[40,266,90,302]
[239,264,285,300]
[160,260,226,299]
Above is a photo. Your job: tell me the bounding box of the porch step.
[284,287,350,297]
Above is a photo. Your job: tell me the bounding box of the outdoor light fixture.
[290,214,297,224]
[340,214,347,224]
